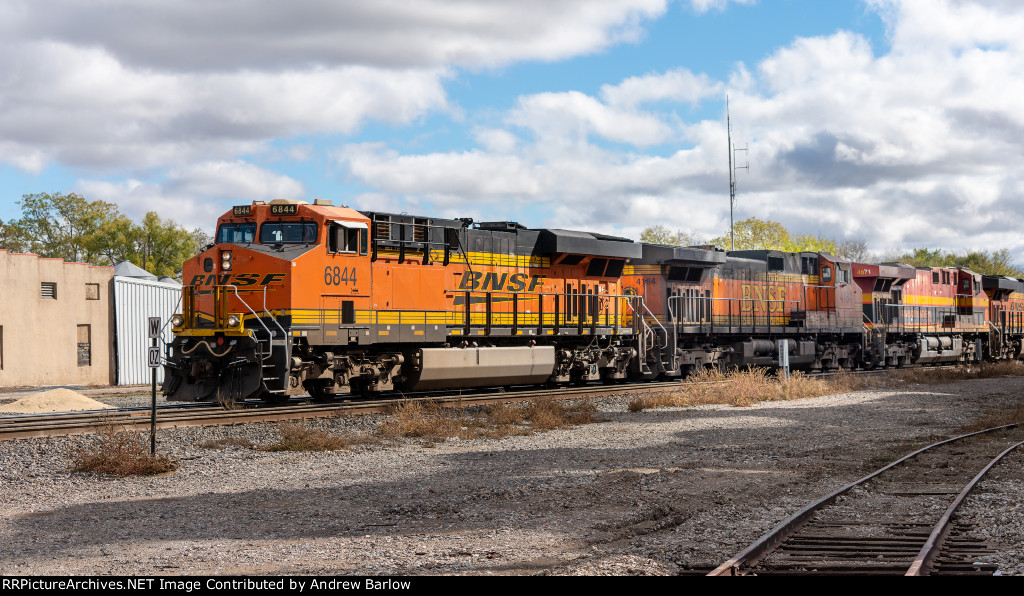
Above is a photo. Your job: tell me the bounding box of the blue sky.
[2,0,1023,262]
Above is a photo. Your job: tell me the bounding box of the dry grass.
[960,403,1024,433]
[69,426,178,476]
[524,397,597,428]
[625,362,1024,413]
[891,360,1024,384]
[200,436,255,450]
[260,421,363,452]
[372,397,599,443]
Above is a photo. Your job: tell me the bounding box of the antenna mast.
[727,96,748,251]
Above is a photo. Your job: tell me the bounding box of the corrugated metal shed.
[114,276,182,385]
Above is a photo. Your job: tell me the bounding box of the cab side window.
[328,224,368,255]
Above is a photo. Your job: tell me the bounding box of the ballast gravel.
[1,376,1022,576]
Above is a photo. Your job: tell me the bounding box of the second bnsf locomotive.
[162,198,1024,402]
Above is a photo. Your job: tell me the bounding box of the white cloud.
[687,0,757,15]
[601,68,722,107]
[0,1,668,70]
[6,0,1024,263]
[509,91,675,147]
[74,161,306,231]
[163,161,306,201]
[333,0,1024,263]
[0,40,452,172]
[74,179,224,233]
[0,0,672,226]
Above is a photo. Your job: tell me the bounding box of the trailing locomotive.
[161,198,1024,403]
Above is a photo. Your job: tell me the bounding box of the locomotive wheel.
[260,391,289,405]
[303,380,336,402]
[349,378,382,399]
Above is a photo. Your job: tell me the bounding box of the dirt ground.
[1,376,1022,576]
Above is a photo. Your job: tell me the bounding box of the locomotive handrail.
[369,215,463,265]
[881,303,959,334]
[455,289,637,336]
[260,285,288,341]
[697,297,799,335]
[625,297,664,353]
[223,284,280,362]
[801,284,836,314]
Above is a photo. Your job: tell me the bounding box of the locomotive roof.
[538,229,641,259]
[637,243,727,266]
[724,250,823,276]
[358,211,642,259]
[727,249,825,260]
[982,275,1024,292]
[856,262,917,279]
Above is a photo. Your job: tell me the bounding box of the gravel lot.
[1,376,1022,576]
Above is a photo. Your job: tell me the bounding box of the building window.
[77,325,91,367]
[41,282,57,299]
[85,283,100,300]
[0,326,4,370]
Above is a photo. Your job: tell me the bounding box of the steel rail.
[906,438,1024,576]
[707,423,1021,576]
[0,379,689,440]
[0,365,998,441]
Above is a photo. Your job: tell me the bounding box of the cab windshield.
[216,223,256,244]
[260,221,318,244]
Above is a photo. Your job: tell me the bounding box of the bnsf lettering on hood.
[458,272,546,292]
[189,273,286,286]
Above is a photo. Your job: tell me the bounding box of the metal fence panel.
[114,277,182,385]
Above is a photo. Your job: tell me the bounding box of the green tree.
[191,228,213,253]
[13,192,119,262]
[0,219,30,253]
[640,225,703,246]
[135,212,200,277]
[1,193,201,278]
[835,239,870,262]
[709,217,791,251]
[90,214,143,266]
[91,212,200,278]
[896,248,1023,277]
[705,216,875,260]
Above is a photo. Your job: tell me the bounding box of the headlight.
[226,315,241,328]
[171,315,185,328]
[221,250,232,271]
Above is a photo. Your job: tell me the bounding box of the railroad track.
[0,379,691,440]
[709,424,1024,576]
[0,366,990,441]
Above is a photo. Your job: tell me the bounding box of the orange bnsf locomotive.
[164,199,646,402]
[162,199,1024,402]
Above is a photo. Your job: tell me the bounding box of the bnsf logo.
[458,272,546,292]
[189,273,286,287]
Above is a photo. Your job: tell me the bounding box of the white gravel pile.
[0,388,113,414]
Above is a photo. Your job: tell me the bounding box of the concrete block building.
[0,250,116,387]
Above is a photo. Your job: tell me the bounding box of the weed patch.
[373,398,599,443]
[200,437,255,450]
[260,421,358,452]
[959,403,1024,433]
[70,427,178,476]
[628,361,1024,414]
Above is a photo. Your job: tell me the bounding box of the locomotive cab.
[164,199,374,403]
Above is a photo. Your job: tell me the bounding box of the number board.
[232,205,252,216]
[270,204,299,215]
